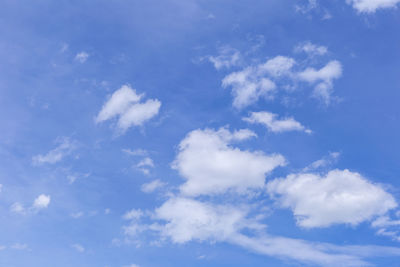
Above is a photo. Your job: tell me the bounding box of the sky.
[0,0,400,266]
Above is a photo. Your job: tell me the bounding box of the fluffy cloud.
[243,111,311,133]
[267,169,397,227]
[346,0,400,12]
[295,41,328,56]
[222,67,276,109]
[11,194,51,215]
[33,194,51,209]
[96,85,161,134]
[172,128,285,196]
[32,137,76,165]
[259,56,296,77]
[154,197,263,243]
[297,60,342,105]
[222,53,343,108]
[209,46,241,70]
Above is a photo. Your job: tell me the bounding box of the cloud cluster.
[221,51,342,108]
[243,111,311,133]
[11,194,51,215]
[96,85,161,134]
[172,128,285,196]
[346,0,400,12]
[267,169,397,227]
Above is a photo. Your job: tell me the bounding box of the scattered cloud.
[96,85,161,134]
[172,128,285,196]
[222,64,277,109]
[346,0,400,13]
[136,157,154,175]
[33,194,51,209]
[295,41,328,57]
[297,60,342,105]
[208,46,241,70]
[267,169,397,227]
[222,52,342,108]
[153,197,264,243]
[32,137,77,165]
[141,179,166,193]
[11,194,51,215]
[243,111,311,133]
[75,52,89,63]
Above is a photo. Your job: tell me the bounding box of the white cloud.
[222,54,343,107]
[96,85,161,134]
[209,46,241,70]
[11,194,51,215]
[267,169,397,227]
[243,111,311,133]
[124,197,400,266]
[71,243,85,253]
[33,194,51,209]
[295,41,328,56]
[259,56,296,77]
[10,202,25,214]
[154,197,264,243]
[123,209,144,220]
[136,157,154,175]
[141,179,166,193]
[346,0,400,12]
[371,216,400,242]
[222,67,277,109]
[297,60,342,105]
[302,152,340,171]
[172,128,285,196]
[136,157,154,168]
[75,52,89,63]
[32,137,76,165]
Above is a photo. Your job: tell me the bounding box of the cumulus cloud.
[346,0,400,12]
[96,85,161,134]
[297,60,342,105]
[32,137,77,165]
[123,197,400,266]
[243,111,311,133]
[75,52,89,63]
[141,179,166,193]
[259,56,296,78]
[295,41,328,56]
[209,46,241,70]
[33,194,51,209]
[267,169,397,227]
[11,194,51,215]
[222,53,343,108]
[172,128,285,196]
[154,197,263,243]
[122,148,148,156]
[222,67,277,109]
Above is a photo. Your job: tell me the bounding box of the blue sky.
[1,0,400,266]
